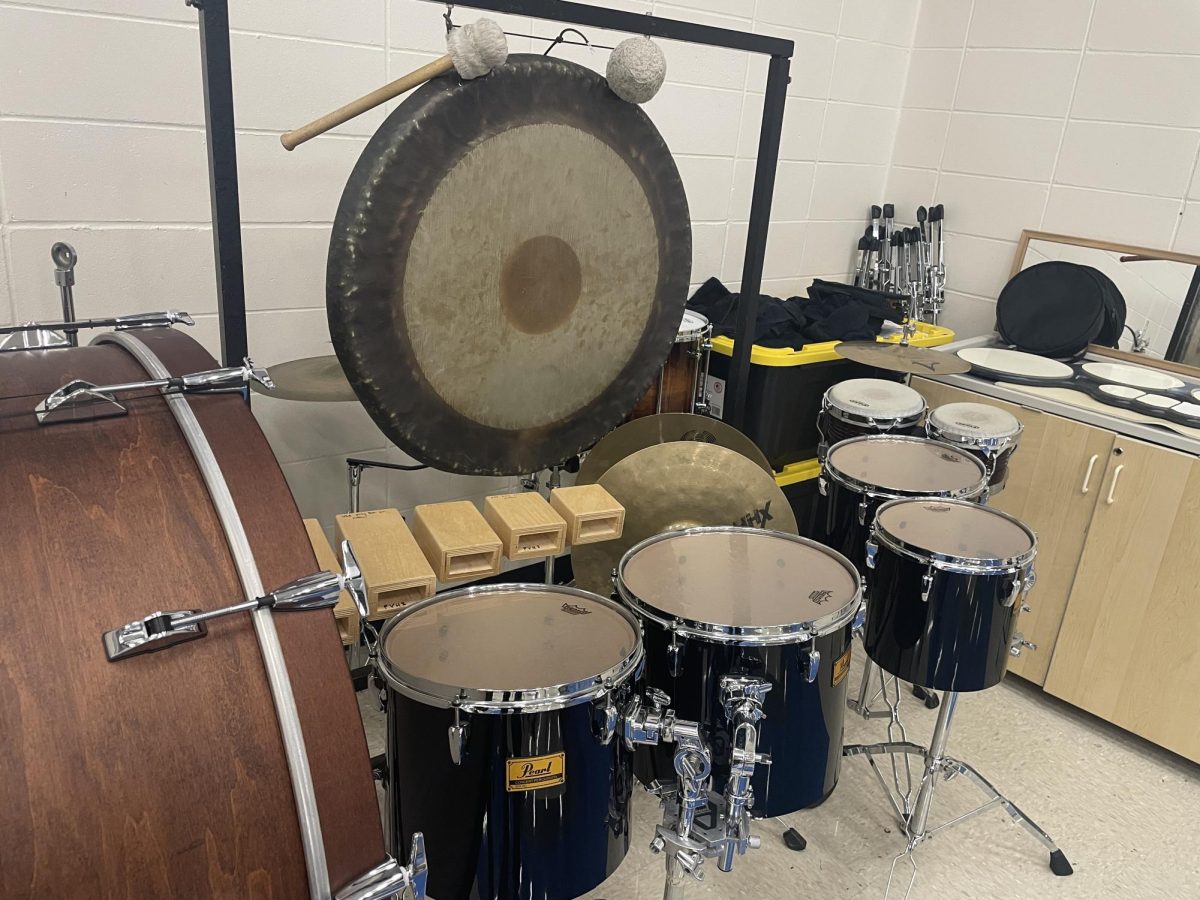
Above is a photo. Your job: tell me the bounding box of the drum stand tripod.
[844,690,1072,900]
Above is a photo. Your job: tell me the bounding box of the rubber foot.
[1050,850,1073,876]
[911,685,940,709]
[783,828,807,852]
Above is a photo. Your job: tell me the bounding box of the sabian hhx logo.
[809,589,834,604]
[733,501,774,528]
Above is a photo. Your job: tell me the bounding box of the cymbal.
[835,341,971,375]
[577,413,771,486]
[572,442,798,595]
[251,355,357,402]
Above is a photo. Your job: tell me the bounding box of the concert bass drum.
[0,328,388,900]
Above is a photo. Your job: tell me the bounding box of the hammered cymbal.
[571,442,798,595]
[577,413,771,486]
[835,341,971,376]
[251,355,357,402]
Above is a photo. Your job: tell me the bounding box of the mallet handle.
[281,54,454,150]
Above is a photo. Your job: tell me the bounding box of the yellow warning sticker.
[505,752,566,793]
[833,645,852,686]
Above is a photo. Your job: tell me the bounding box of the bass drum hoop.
[376,583,644,714]
[616,525,863,646]
[822,436,988,501]
[871,497,1037,575]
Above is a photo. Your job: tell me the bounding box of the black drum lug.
[803,647,821,684]
[921,568,934,603]
[448,706,469,766]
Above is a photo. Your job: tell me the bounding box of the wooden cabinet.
[912,378,1113,685]
[1044,439,1200,761]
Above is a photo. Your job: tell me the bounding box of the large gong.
[328,54,692,475]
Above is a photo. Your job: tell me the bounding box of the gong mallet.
[280,18,508,150]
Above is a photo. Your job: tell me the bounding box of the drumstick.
[280,19,508,151]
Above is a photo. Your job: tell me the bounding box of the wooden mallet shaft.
[281,55,454,151]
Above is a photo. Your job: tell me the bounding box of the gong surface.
[328,54,691,475]
[572,442,798,595]
[577,412,771,485]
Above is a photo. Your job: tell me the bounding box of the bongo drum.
[925,402,1023,495]
[817,378,926,459]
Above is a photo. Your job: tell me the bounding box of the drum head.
[875,499,1035,566]
[678,310,710,340]
[619,527,860,640]
[927,402,1021,440]
[328,54,691,475]
[826,378,925,419]
[379,585,639,708]
[825,436,987,498]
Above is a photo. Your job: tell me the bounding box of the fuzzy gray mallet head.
[606,36,667,104]
[446,18,509,80]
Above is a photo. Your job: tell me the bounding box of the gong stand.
[844,690,1072,900]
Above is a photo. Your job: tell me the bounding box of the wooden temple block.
[334,508,436,619]
[483,492,567,561]
[411,500,503,583]
[302,518,359,645]
[550,484,625,546]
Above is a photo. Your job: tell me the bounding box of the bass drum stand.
[844,689,1072,900]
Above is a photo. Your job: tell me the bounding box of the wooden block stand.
[334,508,436,619]
[411,500,503,583]
[550,485,625,545]
[483,492,567,561]
[302,518,359,645]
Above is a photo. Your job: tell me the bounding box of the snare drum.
[617,527,862,816]
[378,584,643,900]
[817,436,988,573]
[628,309,712,418]
[925,402,1023,494]
[817,378,926,459]
[864,499,1036,692]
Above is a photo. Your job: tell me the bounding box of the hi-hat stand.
[844,689,1072,900]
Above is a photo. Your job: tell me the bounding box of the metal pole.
[663,855,687,899]
[190,0,248,368]
[908,690,957,837]
[726,54,790,429]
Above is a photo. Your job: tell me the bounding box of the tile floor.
[359,651,1200,899]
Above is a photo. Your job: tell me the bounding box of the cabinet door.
[910,378,1112,684]
[1045,439,1200,760]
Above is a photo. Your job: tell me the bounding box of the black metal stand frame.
[189,0,793,426]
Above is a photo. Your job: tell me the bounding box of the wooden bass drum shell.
[0,329,385,899]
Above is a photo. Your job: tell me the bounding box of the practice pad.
[252,355,357,402]
[571,442,797,595]
[328,54,691,475]
[577,412,771,485]
[1080,361,1185,392]
[956,347,1074,383]
[835,341,971,375]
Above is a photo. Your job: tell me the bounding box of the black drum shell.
[386,683,634,900]
[635,616,853,817]
[863,547,1020,692]
[812,476,885,573]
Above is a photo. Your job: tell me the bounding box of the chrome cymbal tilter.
[0,309,194,354]
[845,689,1072,900]
[103,541,368,661]
[36,356,270,424]
[336,832,430,900]
[621,681,769,899]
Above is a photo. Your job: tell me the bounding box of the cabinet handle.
[1081,454,1100,494]
[1106,464,1125,505]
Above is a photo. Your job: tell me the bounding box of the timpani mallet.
[280,18,508,151]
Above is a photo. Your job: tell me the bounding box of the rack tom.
[617,527,862,815]
[628,309,712,418]
[925,402,1023,495]
[378,584,643,900]
[864,499,1037,692]
[817,378,926,459]
[817,435,988,573]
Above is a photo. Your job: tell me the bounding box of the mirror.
[1011,230,1200,363]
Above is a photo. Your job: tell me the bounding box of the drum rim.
[925,408,1024,454]
[870,497,1037,573]
[375,583,644,714]
[676,310,711,342]
[822,435,989,500]
[616,525,863,645]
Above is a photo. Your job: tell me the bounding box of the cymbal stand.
[844,689,1072,900]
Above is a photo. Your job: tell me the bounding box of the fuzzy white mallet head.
[447,18,509,80]
[606,36,667,104]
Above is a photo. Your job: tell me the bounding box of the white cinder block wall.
[0,0,916,531]
[887,0,1200,348]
